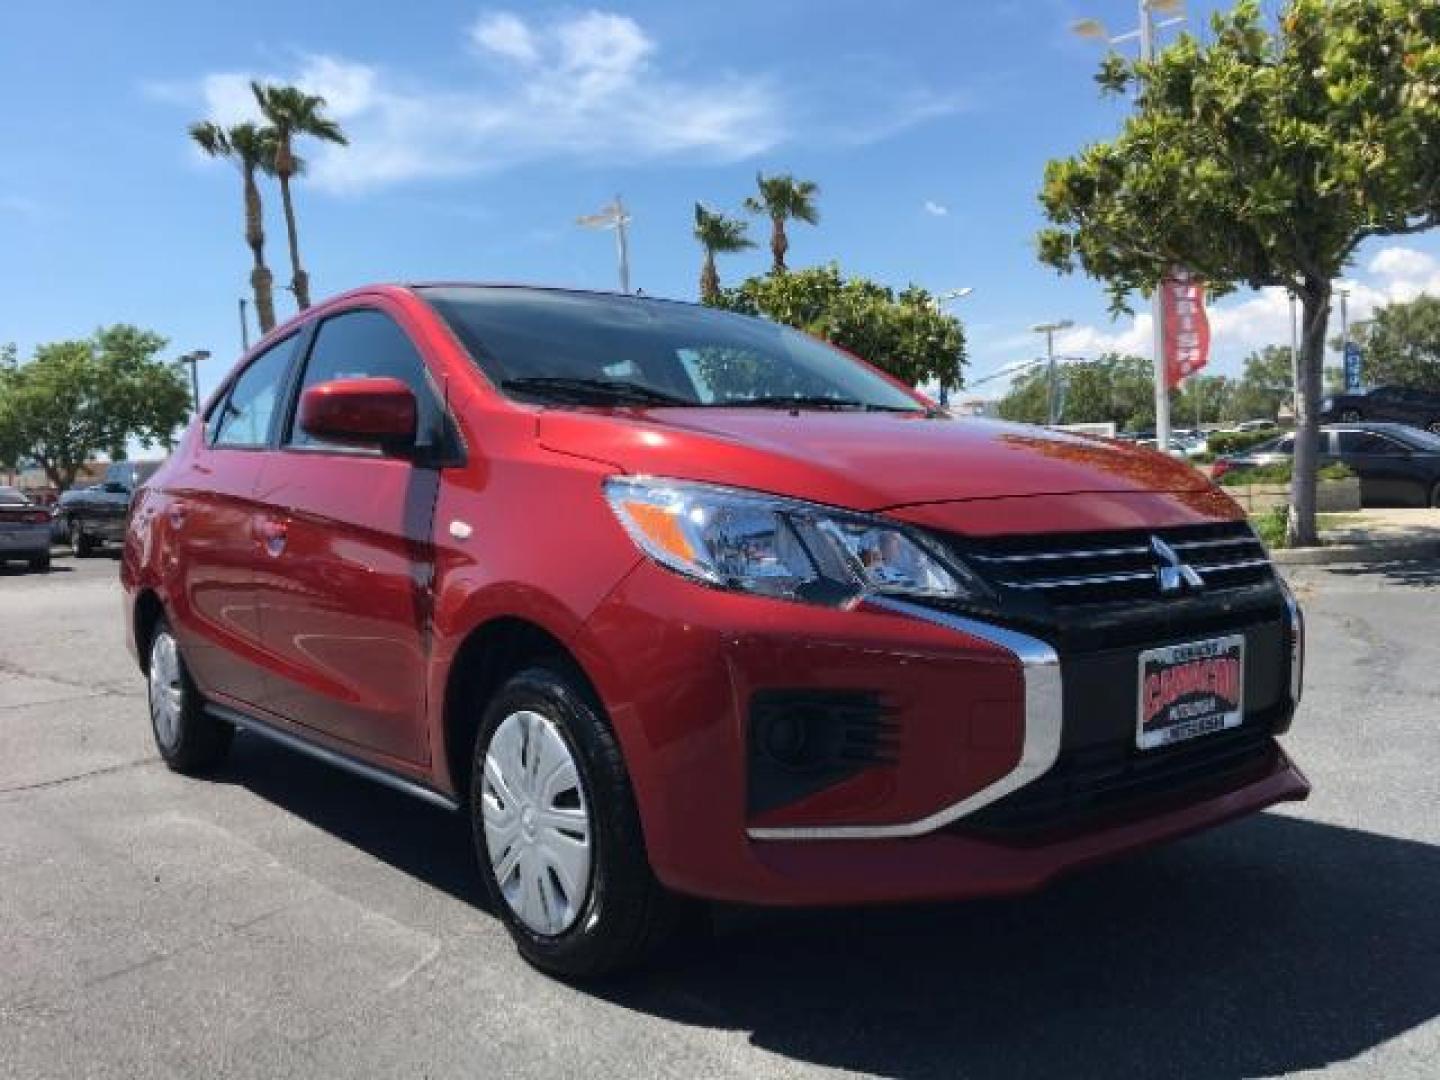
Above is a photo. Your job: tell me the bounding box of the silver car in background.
[0,486,53,573]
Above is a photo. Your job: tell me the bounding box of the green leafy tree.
[710,263,966,393]
[0,327,191,490]
[996,352,1163,429]
[189,120,279,334]
[1346,294,1440,390]
[743,172,820,274]
[1173,374,1237,428]
[250,82,348,310]
[1229,345,1296,421]
[1038,0,1440,546]
[692,204,754,303]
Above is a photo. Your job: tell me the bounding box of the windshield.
[420,287,926,413]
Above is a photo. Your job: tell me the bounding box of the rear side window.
[211,335,301,448]
[286,309,443,449]
[1339,431,1406,456]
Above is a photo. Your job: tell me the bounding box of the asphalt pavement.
[1,553,1437,1079]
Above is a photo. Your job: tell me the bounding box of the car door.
[250,304,451,766]
[163,333,304,708]
[1335,429,1418,506]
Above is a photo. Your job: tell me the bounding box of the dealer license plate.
[1137,635,1245,751]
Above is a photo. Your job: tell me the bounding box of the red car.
[122,285,1308,977]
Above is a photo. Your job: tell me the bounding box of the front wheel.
[148,619,233,773]
[28,552,50,573]
[470,665,686,979]
[69,520,95,557]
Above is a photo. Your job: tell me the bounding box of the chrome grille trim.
[746,598,1062,841]
[949,522,1273,603]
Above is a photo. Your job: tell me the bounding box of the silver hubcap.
[481,710,593,936]
[149,633,184,751]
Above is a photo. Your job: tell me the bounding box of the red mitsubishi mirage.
[122,285,1308,977]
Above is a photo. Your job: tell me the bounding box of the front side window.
[420,287,926,413]
[211,335,301,448]
[287,309,443,449]
[1254,434,1294,455]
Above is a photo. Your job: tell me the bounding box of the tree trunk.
[1287,277,1332,548]
[700,252,719,303]
[278,169,309,310]
[771,216,788,274]
[243,166,277,333]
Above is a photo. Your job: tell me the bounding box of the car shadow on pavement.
[1324,558,1440,589]
[215,734,1439,1079]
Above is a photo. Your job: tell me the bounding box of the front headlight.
[604,477,988,606]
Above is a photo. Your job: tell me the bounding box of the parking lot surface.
[1,555,1437,1079]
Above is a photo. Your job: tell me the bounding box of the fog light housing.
[748,691,899,814]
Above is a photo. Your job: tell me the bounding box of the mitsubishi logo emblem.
[1151,536,1205,595]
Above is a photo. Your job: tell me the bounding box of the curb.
[1271,537,1440,566]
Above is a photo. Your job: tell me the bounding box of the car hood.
[536,407,1214,512]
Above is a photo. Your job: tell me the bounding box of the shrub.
[1219,460,1355,487]
[1208,428,1281,455]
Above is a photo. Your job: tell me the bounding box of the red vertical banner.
[1162,270,1210,388]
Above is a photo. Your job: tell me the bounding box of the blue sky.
[5,0,1440,403]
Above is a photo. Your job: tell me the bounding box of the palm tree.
[250,82,348,310]
[692,204,755,302]
[743,172,819,274]
[189,120,279,334]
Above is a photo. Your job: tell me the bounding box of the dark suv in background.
[58,460,162,555]
[1321,385,1440,434]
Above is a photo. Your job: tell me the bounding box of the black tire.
[146,618,233,774]
[1431,480,1440,509]
[28,552,51,573]
[69,519,95,557]
[1340,408,1362,422]
[1426,420,1440,436]
[469,665,686,979]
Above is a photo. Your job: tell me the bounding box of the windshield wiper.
[501,376,691,407]
[716,395,918,413]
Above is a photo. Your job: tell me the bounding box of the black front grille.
[960,710,1284,836]
[951,521,1272,607]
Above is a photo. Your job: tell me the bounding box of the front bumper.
[575,560,1307,906]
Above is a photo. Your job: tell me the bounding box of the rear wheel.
[69,520,95,557]
[28,552,50,573]
[470,665,686,979]
[148,619,232,773]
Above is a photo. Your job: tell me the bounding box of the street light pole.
[1032,319,1074,426]
[239,298,251,352]
[578,196,633,294]
[1074,0,1185,452]
[933,287,975,408]
[1138,1,1173,455]
[176,350,210,416]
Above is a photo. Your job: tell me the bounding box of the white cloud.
[974,243,1440,395]
[470,12,539,64]
[923,199,949,217]
[157,10,959,195]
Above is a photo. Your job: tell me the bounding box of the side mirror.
[298,376,418,454]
